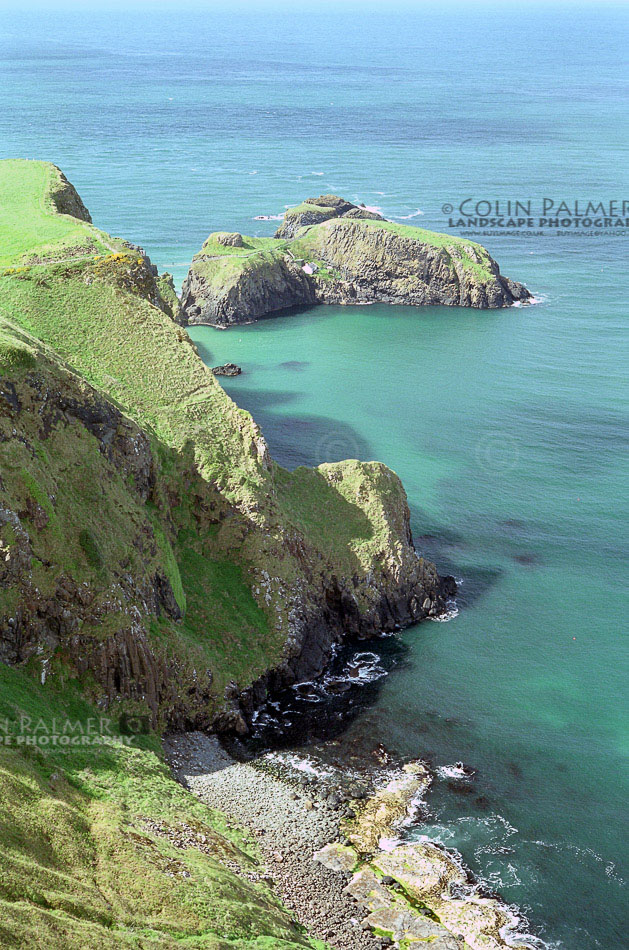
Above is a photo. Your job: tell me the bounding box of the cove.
[189,292,628,949]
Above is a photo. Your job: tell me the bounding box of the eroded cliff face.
[0,164,452,733]
[0,335,205,726]
[296,217,527,308]
[48,164,93,222]
[182,251,316,327]
[180,193,530,327]
[0,337,450,731]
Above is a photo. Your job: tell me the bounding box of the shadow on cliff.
[228,633,412,757]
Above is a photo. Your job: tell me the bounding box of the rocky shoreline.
[164,732,537,950]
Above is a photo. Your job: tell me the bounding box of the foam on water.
[436,762,475,780]
[395,208,425,219]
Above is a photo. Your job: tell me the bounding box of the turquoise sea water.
[1,3,627,947]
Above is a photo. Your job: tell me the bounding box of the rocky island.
[180,194,530,327]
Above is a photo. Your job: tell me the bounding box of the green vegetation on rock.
[0,161,446,947]
[0,665,326,949]
[309,216,497,281]
[181,193,529,327]
[0,162,444,714]
[0,159,119,268]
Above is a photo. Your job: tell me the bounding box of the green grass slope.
[0,159,438,720]
[0,159,121,267]
[0,159,435,950]
[0,162,423,650]
[0,665,325,949]
[0,314,285,713]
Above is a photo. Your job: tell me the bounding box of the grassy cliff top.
[195,198,495,281]
[0,160,127,267]
[0,161,270,493]
[329,214,488,251]
[291,215,496,281]
[282,201,334,216]
[0,161,415,947]
[0,159,417,640]
[191,233,290,294]
[199,233,289,257]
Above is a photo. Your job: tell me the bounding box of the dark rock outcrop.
[0,167,456,736]
[216,232,244,247]
[0,336,452,733]
[181,252,317,328]
[49,165,92,223]
[212,363,242,376]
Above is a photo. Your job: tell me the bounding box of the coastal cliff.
[180,193,530,327]
[0,162,451,732]
[0,160,457,949]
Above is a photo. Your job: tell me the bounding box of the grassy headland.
[0,161,443,946]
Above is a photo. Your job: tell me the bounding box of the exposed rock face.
[181,194,531,327]
[276,194,385,238]
[0,166,455,735]
[48,165,92,222]
[301,217,528,308]
[154,271,183,322]
[182,251,316,328]
[0,332,452,733]
[344,761,430,852]
[372,844,525,950]
[215,231,244,247]
[321,762,533,950]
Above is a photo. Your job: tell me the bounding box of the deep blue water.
[1,3,627,948]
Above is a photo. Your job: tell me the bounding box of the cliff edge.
[0,162,451,735]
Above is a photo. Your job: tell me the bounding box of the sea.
[1,2,627,946]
